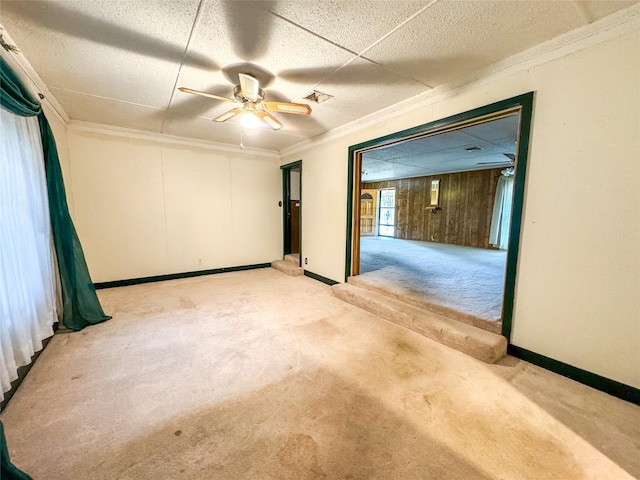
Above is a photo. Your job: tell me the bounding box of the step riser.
[284,254,300,265]
[271,260,303,277]
[332,283,506,364]
[347,276,501,334]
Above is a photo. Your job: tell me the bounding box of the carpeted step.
[271,259,303,277]
[284,254,300,265]
[347,275,502,334]
[332,283,506,363]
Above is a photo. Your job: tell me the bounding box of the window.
[0,106,57,403]
[378,189,395,237]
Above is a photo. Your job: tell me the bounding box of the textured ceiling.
[362,113,518,182]
[1,0,637,153]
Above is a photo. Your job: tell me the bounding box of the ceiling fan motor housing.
[234,85,265,103]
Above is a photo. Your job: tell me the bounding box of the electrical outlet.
[304,258,308,265]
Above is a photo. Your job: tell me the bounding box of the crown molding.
[0,24,70,126]
[280,4,640,158]
[69,120,281,158]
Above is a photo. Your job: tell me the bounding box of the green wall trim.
[508,345,640,406]
[501,93,534,341]
[349,92,534,153]
[94,263,272,289]
[304,270,339,286]
[280,160,302,170]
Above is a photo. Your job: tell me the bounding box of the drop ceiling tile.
[364,1,586,86]
[462,115,520,142]
[361,112,520,179]
[364,164,428,182]
[2,0,201,109]
[308,57,428,132]
[266,1,432,54]
[52,88,165,132]
[179,0,357,105]
[371,131,472,160]
[361,158,390,169]
[494,137,518,153]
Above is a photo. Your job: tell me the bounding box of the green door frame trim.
[281,160,302,266]
[345,92,535,343]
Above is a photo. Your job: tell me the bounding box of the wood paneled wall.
[364,168,502,248]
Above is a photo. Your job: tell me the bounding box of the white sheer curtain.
[489,174,514,250]
[0,106,57,402]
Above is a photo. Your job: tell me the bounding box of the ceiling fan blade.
[263,101,312,116]
[178,87,236,103]
[239,73,260,101]
[255,110,283,130]
[214,108,244,123]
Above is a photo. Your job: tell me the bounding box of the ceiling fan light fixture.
[181,72,308,130]
[240,111,262,129]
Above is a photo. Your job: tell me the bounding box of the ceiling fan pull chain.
[240,128,244,150]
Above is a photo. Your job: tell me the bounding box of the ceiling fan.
[477,153,516,166]
[178,73,311,130]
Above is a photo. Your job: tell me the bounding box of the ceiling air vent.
[304,90,333,103]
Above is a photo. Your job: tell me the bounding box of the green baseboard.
[303,270,339,286]
[508,345,639,406]
[94,263,271,289]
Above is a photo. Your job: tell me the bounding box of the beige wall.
[65,130,282,283]
[282,29,640,388]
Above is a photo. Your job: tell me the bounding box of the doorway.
[281,161,302,264]
[346,93,534,340]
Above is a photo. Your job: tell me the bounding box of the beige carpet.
[1,268,638,479]
[359,237,507,323]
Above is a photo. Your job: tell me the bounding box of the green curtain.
[1,57,110,330]
[0,421,32,480]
